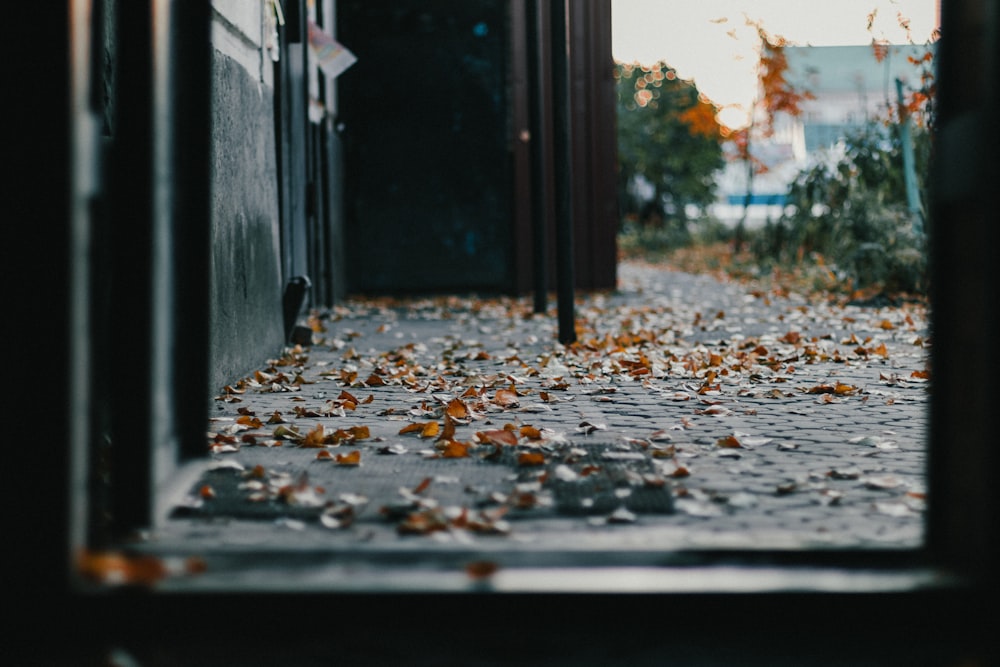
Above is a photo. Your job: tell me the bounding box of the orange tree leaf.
[335,450,362,466]
[437,414,457,442]
[77,549,169,587]
[517,451,546,466]
[466,560,500,579]
[412,477,433,494]
[300,424,327,447]
[494,388,520,408]
[446,398,470,420]
[519,425,543,440]
[716,435,742,449]
[476,429,518,446]
[420,421,441,439]
[236,415,263,429]
[439,440,471,458]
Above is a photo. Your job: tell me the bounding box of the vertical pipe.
[527,0,548,313]
[550,0,576,344]
[109,0,154,534]
[168,0,211,460]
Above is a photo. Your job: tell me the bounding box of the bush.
[752,123,928,294]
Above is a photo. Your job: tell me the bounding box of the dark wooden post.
[550,0,576,344]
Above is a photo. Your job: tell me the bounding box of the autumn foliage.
[615,60,725,230]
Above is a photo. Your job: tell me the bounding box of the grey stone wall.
[209,50,284,391]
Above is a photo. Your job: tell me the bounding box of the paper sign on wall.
[308,20,357,79]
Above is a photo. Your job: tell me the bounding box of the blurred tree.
[615,61,725,231]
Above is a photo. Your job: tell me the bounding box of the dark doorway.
[337,1,515,293]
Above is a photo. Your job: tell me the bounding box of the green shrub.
[753,123,928,294]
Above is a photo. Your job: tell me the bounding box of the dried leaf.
[517,451,546,466]
[494,387,520,408]
[439,440,471,458]
[77,549,170,586]
[446,398,470,420]
[399,423,424,435]
[466,560,500,579]
[476,429,518,446]
[716,435,742,449]
[349,425,371,441]
[335,450,362,466]
[438,414,457,441]
[519,425,543,440]
[300,424,328,448]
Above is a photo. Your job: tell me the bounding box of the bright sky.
[611,0,940,128]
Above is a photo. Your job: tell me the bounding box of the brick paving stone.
[159,261,930,557]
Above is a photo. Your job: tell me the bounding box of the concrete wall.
[209,1,285,390]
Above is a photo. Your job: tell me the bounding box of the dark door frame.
[21,1,1000,657]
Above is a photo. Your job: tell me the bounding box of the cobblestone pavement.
[159,261,930,559]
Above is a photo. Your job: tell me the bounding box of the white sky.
[611,0,940,128]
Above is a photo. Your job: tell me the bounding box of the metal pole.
[527,0,548,314]
[550,0,576,344]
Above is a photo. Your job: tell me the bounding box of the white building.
[713,43,935,227]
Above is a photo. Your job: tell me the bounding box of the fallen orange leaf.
[236,415,263,429]
[466,560,500,579]
[77,549,169,587]
[446,398,470,420]
[494,387,519,408]
[335,450,361,466]
[476,429,518,446]
[301,424,328,447]
[517,451,546,466]
[438,414,457,441]
[349,425,371,441]
[439,440,471,458]
[519,425,543,440]
[716,435,742,448]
